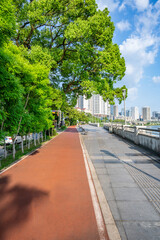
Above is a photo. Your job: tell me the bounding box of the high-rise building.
[121,108,131,117]
[131,107,139,120]
[121,108,125,116]
[152,111,160,119]
[152,111,158,118]
[109,105,114,120]
[92,94,110,116]
[113,105,118,119]
[93,95,100,114]
[142,107,151,121]
[152,111,160,120]
[75,95,91,113]
[76,95,110,116]
[110,105,114,115]
[126,109,131,117]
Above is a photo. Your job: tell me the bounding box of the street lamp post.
[122,89,126,125]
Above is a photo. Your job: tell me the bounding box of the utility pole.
[122,89,126,125]
[93,96,94,123]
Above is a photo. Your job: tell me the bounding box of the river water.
[146,125,160,136]
[148,125,160,129]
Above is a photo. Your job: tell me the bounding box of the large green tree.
[0,0,126,154]
[0,0,15,44]
[13,0,126,103]
[0,40,55,158]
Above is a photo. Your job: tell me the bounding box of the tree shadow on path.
[0,175,48,240]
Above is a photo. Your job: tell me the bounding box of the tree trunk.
[26,135,28,147]
[4,139,7,159]
[21,136,24,153]
[52,128,53,136]
[41,131,43,142]
[28,135,30,149]
[16,93,30,136]
[38,133,40,144]
[34,133,36,146]
[45,130,46,141]
[1,120,4,131]
[13,139,16,160]
[49,129,50,137]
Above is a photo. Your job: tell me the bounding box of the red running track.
[0,127,109,240]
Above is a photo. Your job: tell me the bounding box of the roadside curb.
[79,133,121,240]
[79,133,108,240]
[0,132,63,175]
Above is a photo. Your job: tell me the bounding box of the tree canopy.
[0,0,126,146]
[13,0,126,102]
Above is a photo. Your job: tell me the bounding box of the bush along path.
[0,129,58,171]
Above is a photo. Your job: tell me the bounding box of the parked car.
[15,136,22,144]
[27,134,33,141]
[5,137,12,145]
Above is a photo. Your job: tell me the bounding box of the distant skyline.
[96,0,160,112]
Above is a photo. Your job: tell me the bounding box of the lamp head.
[122,89,126,97]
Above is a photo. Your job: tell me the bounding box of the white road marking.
[79,136,107,240]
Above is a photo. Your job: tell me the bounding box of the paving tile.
[105,164,124,169]
[107,168,128,175]
[109,174,135,183]
[93,163,106,168]
[116,201,160,221]
[115,221,128,240]
[102,186,115,201]
[107,201,121,221]
[104,160,121,164]
[98,175,111,187]
[123,222,160,240]
[111,181,138,188]
[93,159,105,164]
[112,187,147,201]
[96,168,107,175]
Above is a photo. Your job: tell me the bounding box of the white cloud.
[116,20,131,31]
[135,4,160,36]
[119,0,149,12]
[134,0,149,11]
[96,0,119,12]
[119,2,126,11]
[155,0,160,9]
[152,76,160,83]
[128,87,138,101]
[120,36,158,86]
[119,1,160,89]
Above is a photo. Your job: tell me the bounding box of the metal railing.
[104,123,160,138]
[138,127,160,137]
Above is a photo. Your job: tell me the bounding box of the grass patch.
[61,125,67,130]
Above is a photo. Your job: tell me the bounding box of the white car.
[15,136,22,144]
[5,136,12,145]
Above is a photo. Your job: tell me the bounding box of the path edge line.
[79,133,108,240]
[79,133,121,240]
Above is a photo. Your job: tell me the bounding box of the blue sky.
[96,0,160,114]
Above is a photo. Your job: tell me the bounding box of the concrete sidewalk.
[82,125,160,240]
[0,127,109,240]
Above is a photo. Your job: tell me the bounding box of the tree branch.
[20,21,30,29]
[24,25,35,48]
[16,92,30,137]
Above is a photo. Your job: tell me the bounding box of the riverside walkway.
[0,127,109,240]
[82,125,160,240]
